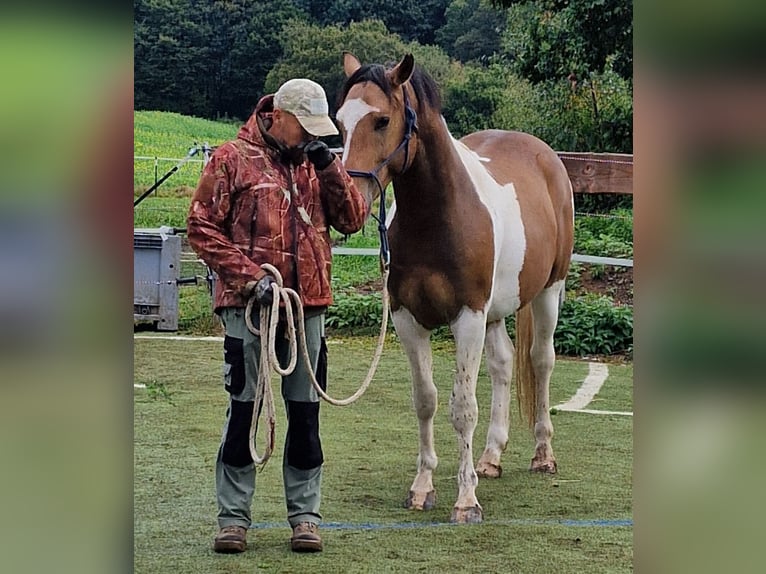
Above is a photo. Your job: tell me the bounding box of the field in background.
[134,336,632,573]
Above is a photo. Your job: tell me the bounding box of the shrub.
[554,294,633,357]
[325,290,632,358]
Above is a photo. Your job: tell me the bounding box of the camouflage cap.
[273,78,339,137]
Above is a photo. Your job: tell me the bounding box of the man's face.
[274,109,318,150]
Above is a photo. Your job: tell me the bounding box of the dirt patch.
[575,265,633,306]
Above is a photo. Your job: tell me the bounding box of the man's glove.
[246,275,276,306]
[304,140,334,170]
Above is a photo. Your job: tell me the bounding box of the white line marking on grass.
[558,408,632,417]
[557,362,609,411]
[134,384,146,388]
[134,335,224,341]
[554,362,633,416]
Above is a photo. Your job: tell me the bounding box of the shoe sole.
[291,539,323,553]
[213,541,246,554]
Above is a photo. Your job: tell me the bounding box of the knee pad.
[223,336,245,395]
[286,400,323,470]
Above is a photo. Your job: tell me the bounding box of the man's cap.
[274,79,339,137]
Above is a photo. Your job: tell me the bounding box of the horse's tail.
[514,304,536,428]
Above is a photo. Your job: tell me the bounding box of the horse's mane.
[339,61,442,113]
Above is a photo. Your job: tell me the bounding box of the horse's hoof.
[476,461,502,479]
[530,458,558,474]
[405,490,436,510]
[450,505,483,524]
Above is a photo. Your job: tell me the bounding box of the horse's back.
[460,130,568,199]
[460,129,574,298]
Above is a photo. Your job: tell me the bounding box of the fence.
[134,150,632,330]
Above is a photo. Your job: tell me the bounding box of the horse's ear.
[390,53,415,88]
[343,52,362,78]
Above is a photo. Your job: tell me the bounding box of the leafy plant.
[326,291,386,335]
[554,294,633,357]
[144,379,175,404]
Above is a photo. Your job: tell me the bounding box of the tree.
[294,0,450,45]
[435,0,507,63]
[442,62,541,138]
[134,0,307,120]
[497,0,632,82]
[265,19,452,112]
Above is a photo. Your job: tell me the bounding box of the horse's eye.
[374,117,390,131]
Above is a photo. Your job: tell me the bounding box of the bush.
[326,291,385,336]
[554,294,633,357]
[325,290,632,358]
[574,208,633,258]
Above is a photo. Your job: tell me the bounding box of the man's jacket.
[187,95,368,312]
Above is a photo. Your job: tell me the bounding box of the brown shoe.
[213,525,247,553]
[290,522,323,552]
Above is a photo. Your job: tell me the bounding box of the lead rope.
[244,262,390,469]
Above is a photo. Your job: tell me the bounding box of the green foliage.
[326,290,385,335]
[531,66,633,153]
[265,18,453,130]
[135,0,307,120]
[436,0,507,63]
[555,294,633,357]
[442,62,541,138]
[266,19,406,116]
[574,208,633,257]
[325,289,632,357]
[296,0,451,45]
[500,0,632,82]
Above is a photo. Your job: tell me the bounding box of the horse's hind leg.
[529,280,566,473]
[476,319,513,479]
[393,309,438,512]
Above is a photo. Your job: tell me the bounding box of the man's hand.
[245,275,276,306]
[304,140,334,170]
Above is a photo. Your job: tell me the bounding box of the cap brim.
[297,115,339,137]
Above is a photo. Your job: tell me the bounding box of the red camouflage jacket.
[187,95,368,312]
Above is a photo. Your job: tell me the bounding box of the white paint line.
[134,384,146,389]
[556,408,633,417]
[134,335,224,341]
[556,362,610,411]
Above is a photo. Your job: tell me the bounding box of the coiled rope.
[243,263,390,468]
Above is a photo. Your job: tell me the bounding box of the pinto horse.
[337,53,574,524]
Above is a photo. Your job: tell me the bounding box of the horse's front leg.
[393,309,438,511]
[449,308,487,524]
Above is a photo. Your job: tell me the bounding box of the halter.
[345,87,418,268]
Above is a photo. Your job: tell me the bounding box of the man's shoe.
[290,522,323,552]
[213,525,247,553]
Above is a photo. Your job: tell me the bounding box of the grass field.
[134,335,632,573]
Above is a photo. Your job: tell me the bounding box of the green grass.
[134,336,632,573]
[134,110,238,190]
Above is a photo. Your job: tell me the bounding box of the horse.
[336,52,574,524]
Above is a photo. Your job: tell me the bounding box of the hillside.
[134,111,238,191]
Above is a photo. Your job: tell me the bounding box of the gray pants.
[216,307,326,529]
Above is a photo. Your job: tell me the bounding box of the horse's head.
[336,52,421,208]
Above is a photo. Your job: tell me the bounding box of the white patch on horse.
[336,98,380,164]
[451,137,526,321]
[385,200,397,227]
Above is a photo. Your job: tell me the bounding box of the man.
[187,78,367,554]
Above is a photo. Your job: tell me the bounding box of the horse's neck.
[394,117,468,214]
